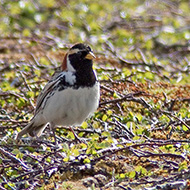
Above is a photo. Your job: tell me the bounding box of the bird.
[16,43,100,141]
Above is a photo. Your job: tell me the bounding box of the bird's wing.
[34,70,63,115]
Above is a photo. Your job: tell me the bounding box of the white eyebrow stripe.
[67,49,80,55]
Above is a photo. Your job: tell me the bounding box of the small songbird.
[16,43,100,140]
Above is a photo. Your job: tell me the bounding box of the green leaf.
[91,133,99,140]
[81,121,88,129]
[145,72,154,80]
[135,113,143,122]
[39,0,55,7]
[72,149,79,156]
[106,110,113,116]
[135,128,144,135]
[12,149,24,159]
[128,170,136,179]
[46,157,51,163]
[22,28,31,37]
[83,158,91,163]
[182,125,189,132]
[119,173,126,179]
[102,114,108,121]
[101,131,110,137]
[133,136,140,140]
[178,160,188,171]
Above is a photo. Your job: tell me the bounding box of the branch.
[161,110,190,130]
[0,147,31,171]
[99,92,147,106]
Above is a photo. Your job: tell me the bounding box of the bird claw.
[73,136,88,144]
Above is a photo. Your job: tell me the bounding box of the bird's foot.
[69,126,87,144]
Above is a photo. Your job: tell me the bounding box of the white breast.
[41,82,100,126]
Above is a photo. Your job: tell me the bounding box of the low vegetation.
[0,0,190,189]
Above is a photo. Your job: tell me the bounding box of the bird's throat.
[75,66,96,87]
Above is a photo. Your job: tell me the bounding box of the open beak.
[85,52,96,60]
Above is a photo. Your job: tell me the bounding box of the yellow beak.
[85,52,96,60]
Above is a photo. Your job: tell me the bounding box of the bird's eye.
[78,51,88,59]
[76,51,82,57]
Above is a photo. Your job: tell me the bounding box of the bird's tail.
[16,120,47,140]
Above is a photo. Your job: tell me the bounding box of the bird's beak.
[85,52,96,60]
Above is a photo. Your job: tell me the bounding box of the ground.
[0,1,190,190]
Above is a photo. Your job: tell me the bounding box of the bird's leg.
[49,122,57,145]
[69,126,83,143]
[52,128,57,145]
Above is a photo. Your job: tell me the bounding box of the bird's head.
[62,43,96,72]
